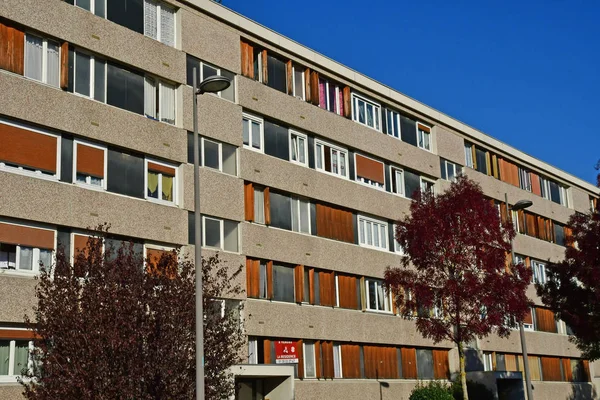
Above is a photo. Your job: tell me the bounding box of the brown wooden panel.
[60,41,69,89]
[308,268,315,305]
[401,347,417,379]
[76,143,104,178]
[492,154,499,179]
[263,339,272,364]
[583,360,590,382]
[505,354,518,372]
[73,234,101,259]
[146,248,177,277]
[314,341,322,378]
[417,123,431,133]
[319,271,335,307]
[0,222,54,249]
[343,86,351,118]
[355,154,384,184]
[264,187,271,225]
[285,60,293,95]
[525,212,538,238]
[341,344,361,378]
[148,162,175,176]
[294,265,304,304]
[316,203,353,243]
[562,358,573,382]
[523,308,533,325]
[535,307,557,333]
[321,341,334,379]
[297,339,304,379]
[246,258,259,298]
[304,68,311,103]
[310,71,319,106]
[541,357,562,381]
[0,329,38,340]
[517,210,526,233]
[244,182,254,222]
[433,349,449,379]
[240,41,254,79]
[528,356,541,381]
[338,274,358,309]
[0,123,58,173]
[266,260,273,300]
[530,172,542,196]
[261,50,268,84]
[0,23,24,75]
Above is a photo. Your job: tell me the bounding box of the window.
[292,64,305,100]
[145,160,177,205]
[75,0,106,17]
[420,178,435,195]
[254,187,265,224]
[73,141,107,189]
[201,137,237,176]
[0,338,34,379]
[483,352,494,371]
[333,343,343,378]
[416,349,434,379]
[355,154,385,189]
[72,49,106,102]
[186,55,236,102]
[291,197,310,234]
[365,278,391,312]
[352,93,381,131]
[289,131,307,166]
[266,54,287,93]
[106,62,144,115]
[144,0,175,47]
[24,34,59,87]
[440,159,462,182]
[464,143,474,168]
[303,341,316,378]
[540,177,569,207]
[404,170,422,199]
[272,264,295,302]
[144,76,176,124]
[315,140,348,178]
[518,167,531,192]
[391,167,404,196]
[0,243,52,273]
[384,109,401,139]
[590,196,598,213]
[202,216,239,252]
[417,123,431,151]
[532,260,547,285]
[242,113,263,152]
[358,216,388,251]
[248,338,258,364]
[392,224,404,254]
[263,120,289,161]
[475,148,488,175]
[318,78,343,115]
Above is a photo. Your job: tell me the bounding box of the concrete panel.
[296,379,418,400]
[0,73,187,163]
[436,126,466,166]
[245,300,454,349]
[532,382,596,400]
[194,247,246,300]
[240,149,411,221]
[479,329,582,358]
[0,385,23,400]
[0,171,187,245]
[0,275,37,323]
[464,169,575,225]
[0,0,185,84]
[182,164,244,221]
[513,234,565,264]
[238,77,440,178]
[242,223,402,277]
[181,85,243,146]
[180,9,241,74]
[572,186,594,214]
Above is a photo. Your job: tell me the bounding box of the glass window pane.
[298,137,306,164]
[46,41,60,87]
[143,0,157,40]
[0,244,17,269]
[328,85,336,112]
[359,219,365,244]
[417,349,434,379]
[243,119,250,146]
[300,201,309,234]
[220,70,235,102]
[39,249,52,271]
[203,140,220,169]
[94,59,106,102]
[358,99,365,123]
[368,281,376,310]
[254,188,264,224]
[13,342,30,375]
[291,199,299,232]
[259,262,267,298]
[202,64,218,81]
[316,144,323,169]
[377,283,384,310]
[366,103,374,127]
[95,0,106,17]
[159,5,175,47]
[223,220,238,252]
[304,342,316,378]
[75,52,91,96]
[373,225,379,247]
[291,135,299,162]
[251,122,261,149]
[0,340,9,375]
[366,222,373,245]
[25,35,43,81]
[161,175,173,202]
[294,68,303,99]
[19,247,33,271]
[273,264,294,302]
[76,0,91,10]
[222,143,237,176]
[204,218,221,248]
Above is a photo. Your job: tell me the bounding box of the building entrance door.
[236,378,265,400]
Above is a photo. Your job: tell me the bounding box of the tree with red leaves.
[20,230,244,400]
[537,173,600,361]
[385,176,532,400]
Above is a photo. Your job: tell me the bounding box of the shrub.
[409,381,454,400]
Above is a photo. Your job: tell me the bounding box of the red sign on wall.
[274,341,299,364]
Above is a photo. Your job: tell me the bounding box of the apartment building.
[0,0,598,399]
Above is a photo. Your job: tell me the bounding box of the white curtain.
[25,34,43,81]
[46,41,60,87]
[144,76,156,119]
[160,82,175,124]
[254,188,264,224]
[19,247,33,271]
[144,0,158,40]
[160,5,175,47]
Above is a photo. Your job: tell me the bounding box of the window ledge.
[0,166,59,182]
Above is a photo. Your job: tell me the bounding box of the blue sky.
[222,0,600,185]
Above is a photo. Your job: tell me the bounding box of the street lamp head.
[197,75,231,94]
[512,199,533,211]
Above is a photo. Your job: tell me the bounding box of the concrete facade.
[0,0,598,399]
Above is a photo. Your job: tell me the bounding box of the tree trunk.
[458,341,469,400]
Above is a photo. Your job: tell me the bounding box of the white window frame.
[416,123,432,151]
[200,137,223,171]
[420,177,436,195]
[0,336,34,382]
[248,338,258,364]
[72,48,107,102]
[358,215,388,251]
[518,168,532,192]
[74,0,106,16]
[292,64,305,100]
[391,166,405,197]
[351,93,381,132]
[24,33,60,87]
[441,159,460,182]
[145,76,177,125]
[319,77,342,115]
[72,140,107,191]
[144,159,178,206]
[242,113,264,153]
[290,197,311,234]
[0,242,54,276]
[354,153,385,190]
[392,224,405,255]
[201,216,239,253]
[289,130,308,167]
[314,139,349,179]
[532,260,547,285]
[464,144,474,168]
[384,108,401,139]
[333,343,343,378]
[190,58,235,101]
[365,278,392,313]
[253,186,265,224]
[559,186,569,207]
[143,0,176,47]
[303,341,317,379]
[0,119,61,181]
[483,352,494,371]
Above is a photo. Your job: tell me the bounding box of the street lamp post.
[505,194,534,400]
[192,68,231,400]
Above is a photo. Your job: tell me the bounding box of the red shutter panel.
[264,187,271,225]
[60,42,69,89]
[244,182,254,222]
[76,143,105,178]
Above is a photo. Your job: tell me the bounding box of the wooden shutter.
[73,234,101,259]
[297,339,304,379]
[338,274,358,309]
[60,42,69,89]
[582,360,590,381]
[0,123,58,173]
[343,86,352,118]
[562,358,573,382]
[294,265,304,303]
[285,60,293,95]
[528,356,541,381]
[535,307,557,333]
[0,22,24,75]
[264,187,271,225]
[240,41,254,79]
[310,71,319,106]
[263,339,272,364]
[433,350,449,379]
[246,258,260,298]
[314,341,322,378]
[541,357,562,381]
[505,354,518,372]
[485,151,492,176]
[244,182,254,222]
[355,154,384,185]
[148,162,175,176]
[321,341,334,379]
[266,261,273,299]
[500,203,509,223]
[364,346,398,379]
[360,277,366,310]
[261,50,268,84]
[341,344,361,378]
[491,154,499,179]
[471,145,477,170]
[401,347,417,379]
[76,143,105,178]
[523,308,533,325]
[517,210,526,233]
[0,222,54,250]
[304,68,311,103]
[308,268,315,305]
[0,329,37,340]
[146,248,177,278]
[564,227,573,247]
[530,172,542,195]
[319,271,335,307]
[525,213,537,237]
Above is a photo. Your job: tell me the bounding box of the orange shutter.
[343,86,352,118]
[148,162,175,176]
[541,357,562,381]
[525,213,537,237]
[0,22,24,75]
[0,222,54,249]
[304,68,311,103]
[0,123,58,173]
[263,339,272,364]
[530,172,542,196]
[523,308,533,325]
[294,265,304,303]
[355,154,384,184]
[266,261,273,299]
[73,234,102,259]
[297,339,304,379]
[308,268,315,305]
[146,248,177,278]
[244,182,254,222]
[401,347,417,379]
[0,329,38,340]
[433,349,449,379]
[517,210,526,233]
[314,341,322,378]
[321,341,334,379]
[246,258,260,298]
[60,42,69,89]
[310,71,320,106]
[285,60,293,95]
[562,358,573,382]
[583,360,590,381]
[535,307,557,333]
[76,143,105,178]
[261,50,268,84]
[338,274,358,309]
[264,187,271,225]
[341,344,361,378]
[240,41,254,79]
[564,227,573,247]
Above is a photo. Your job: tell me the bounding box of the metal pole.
[505,193,533,400]
[193,67,205,400]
